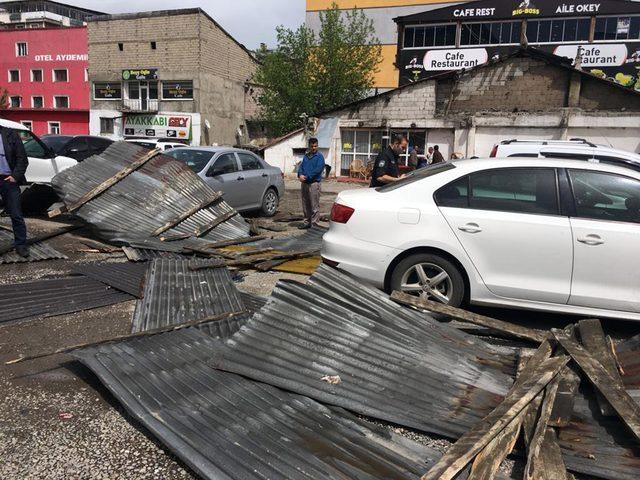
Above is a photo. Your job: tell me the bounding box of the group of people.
[296,134,449,229]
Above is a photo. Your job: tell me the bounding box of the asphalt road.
[0,179,637,479]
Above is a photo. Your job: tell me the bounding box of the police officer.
[370,134,408,188]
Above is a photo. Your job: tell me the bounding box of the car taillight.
[331,203,355,224]
[489,145,498,157]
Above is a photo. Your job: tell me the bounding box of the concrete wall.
[264,131,306,175]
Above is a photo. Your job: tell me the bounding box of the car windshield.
[41,135,70,154]
[165,149,215,173]
[377,163,456,192]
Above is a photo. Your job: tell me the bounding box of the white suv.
[491,138,640,169]
[323,157,640,321]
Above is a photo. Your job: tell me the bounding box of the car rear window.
[377,163,455,192]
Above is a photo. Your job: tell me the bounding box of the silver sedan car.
[165,147,285,216]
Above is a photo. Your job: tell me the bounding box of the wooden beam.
[159,232,193,242]
[391,291,547,343]
[63,148,160,214]
[5,310,248,365]
[421,355,568,480]
[555,333,640,442]
[151,193,222,237]
[194,210,239,237]
[578,319,622,416]
[47,202,68,218]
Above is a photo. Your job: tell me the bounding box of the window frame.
[99,117,115,134]
[30,69,43,82]
[8,69,20,82]
[9,96,22,108]
[237,152,264,171]
[15,42,28,57]
[48,121,61,135]
[93,82,122,101]
[567,168,640,225]
[31,96,44,108]
[460,20,522,47]
[339,129,385,177]
[207,152,241,177]
[434,167,563,217]
[403,23,457,49]
[52,68,69,83]
[161,80,194,101]
[20,120,33,130]
[54,96,70,109]
[526,17,591,45]
[594,15,640,42]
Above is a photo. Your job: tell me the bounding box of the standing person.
[426,146,434,164]
[370,134,408,187]
[432,145,445,164]
[408,146,419,171]
[298,137,325,230]
[0,125,29,257]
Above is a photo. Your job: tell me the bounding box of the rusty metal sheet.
[51,142,250,251]
[0,230,67,264]
[73,328,448,480]
[71,262,148,297]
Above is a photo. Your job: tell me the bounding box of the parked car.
[323,157,640,321]
[125,138,187,151]
[164,147,285,216]
[0,118,77,184]
[41,135,113,162]
[491,138,640,169]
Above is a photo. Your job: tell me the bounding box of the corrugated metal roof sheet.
[210,265,517,440]
[71,262,148,297]
[73,328,446,480]
[121,246,192,262]
[131,259,245,335]
[0,230,67,264]
[248,225,326,252]
[0,277,133,324]
[51,142,250,251]
[239,291,269,313]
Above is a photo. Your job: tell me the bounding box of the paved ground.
[0,178,636,479]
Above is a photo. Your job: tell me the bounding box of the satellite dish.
[204,119,211,130]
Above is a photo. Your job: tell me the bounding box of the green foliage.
[255,3,381,136]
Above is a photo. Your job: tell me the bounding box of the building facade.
[305,0,463,91]
[0,26,89,136]
[0,1,102,29]
[264,49,640,177]
[396,0,640,88]
[87,9,258,147]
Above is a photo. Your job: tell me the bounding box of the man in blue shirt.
[298,137,325,229]
[0,125,29,257]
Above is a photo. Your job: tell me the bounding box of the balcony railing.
[122,98,159,112]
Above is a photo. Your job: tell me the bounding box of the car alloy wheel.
[262,189,278,216]
[400,262,453,304]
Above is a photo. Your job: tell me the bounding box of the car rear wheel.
[260,188,279,217]
[390,253,465,307]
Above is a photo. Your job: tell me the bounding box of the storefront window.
[461,21,521,46]
[404,24,456,48]
[391,130,427,167]
[340,129,385,176]
[527,18,590,44]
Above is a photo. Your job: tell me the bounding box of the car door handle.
[577,234,604,246]
[237,176,245,181]
[458,223,482,234]
[261,173,268,178]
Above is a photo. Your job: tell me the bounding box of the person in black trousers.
[0,125,29,257]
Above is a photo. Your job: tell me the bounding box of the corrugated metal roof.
[51,142,250,251]
[239,291,268,313]
[71,262,148,297]
[0,277,133,324]
[131,259,245,335]
[121,246,192,262]
[0,231,67,264]
[209,265,517,440]
[248,225,326,252]
[73,328,445,480]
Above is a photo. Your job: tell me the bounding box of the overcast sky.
[69,0,305,49]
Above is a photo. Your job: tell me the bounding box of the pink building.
[0,26,89,136]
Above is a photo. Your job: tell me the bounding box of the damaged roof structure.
[69,264,640,480]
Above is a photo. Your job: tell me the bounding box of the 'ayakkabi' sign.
[424,49,489,71]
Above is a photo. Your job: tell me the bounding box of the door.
[567,169,640,313]
[140,83,148,111]
[436,167,573,303]
[204,152,244,208]
[237,152,269,209]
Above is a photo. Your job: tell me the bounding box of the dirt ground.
[0,179,636,479]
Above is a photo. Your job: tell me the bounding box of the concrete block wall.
[579,76,640,111]
[441,58,570,113]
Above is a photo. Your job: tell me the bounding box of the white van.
[0,118,77,185]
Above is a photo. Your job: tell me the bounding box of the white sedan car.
[322,157,640,321]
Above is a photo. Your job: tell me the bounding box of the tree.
[0,88,9,110]
[254,3,381,136]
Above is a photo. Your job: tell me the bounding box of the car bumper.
[321,224,399,289]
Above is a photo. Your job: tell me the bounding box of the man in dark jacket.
[298,137,325,229]
[370,134,408,188]
[432,145,445,164]
[0,125,29,257]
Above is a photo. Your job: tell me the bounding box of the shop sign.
[424,48,489,71]
[162,81,194,99]
[94,82,122,99]
[122,69,158,81]
[124,114,191,140]
[554,44,627,67]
